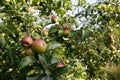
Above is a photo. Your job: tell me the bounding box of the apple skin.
[64,27,70,36]
[26,6,35,12]
[42,29,49,36]
[25,47,35,56]
[21,36,33,48]
[51,15,56,23]
[57,62,65,68]
[31,39,47,53]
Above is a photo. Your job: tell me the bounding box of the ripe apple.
[42,29,49,36]
[26,6,35,12]
[21,36,33,47]
[31,39,47,53]
[64,27,70,36]
[25,47,35,56]
[51,15,57,23]
[57,61,65,68]
[55,24,62,29]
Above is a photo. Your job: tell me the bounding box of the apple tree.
[0,0,120,80]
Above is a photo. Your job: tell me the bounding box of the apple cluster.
[21,36,47,56]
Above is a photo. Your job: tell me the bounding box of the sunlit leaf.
[47,41,61,50]
[0,13,6,18]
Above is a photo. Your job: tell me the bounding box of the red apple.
[21,36,33,47]
[25,47,35,56]
[57,61,65,68]
[51,15,57,23]
[31,39,47,53]
[64,27,70,36]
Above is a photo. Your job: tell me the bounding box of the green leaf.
[58,30,64,36]
[47,41,61,50]
[19,56,36,69]
[41,76,50,80]
[53,66,68,77]
[81,29,89,41]
[38,54,51,75]
[26,73,46,80]
[0,34,5,48]
[32,0,40,5]
[51,57,58,65]
[38,54,49,66]
[0,13,6,18]
[57,1,61,8]
[0,23,13,35]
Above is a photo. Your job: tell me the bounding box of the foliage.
[0,0,120,80]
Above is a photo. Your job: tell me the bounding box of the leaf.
[19,56,36,69]
[0,13,6,18]
[57,1,61,8]
[38,54,51,74]
[47,41,61,50]
[41,76,50,80]
[53,66,68,77]
[51,57,58,65]
[81,29,89,41]
[0,23,13,35]
[32,0,40,5]
[26,73,46,80]
[0,34,5,48]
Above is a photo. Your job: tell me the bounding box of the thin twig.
[38,55,52,80]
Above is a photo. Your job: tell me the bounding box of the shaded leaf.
[0,34,5,48]
[19,56,36,69]
[57,1,61,8]
[41,76,51,80]
[81,29,89,41]
[38,54,51,75]
[0,23,13,35]
[53,66,68,77]
[26,73,46,80]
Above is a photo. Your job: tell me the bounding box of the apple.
[25,47,35,56]
[55,24,62,29]
[57,61,65,68]
[26,6,35,12]
[42,29,49,36]
[31,39,47,53]
[51,15,57,23]
[21,36,33,47]
[64,27,70,36]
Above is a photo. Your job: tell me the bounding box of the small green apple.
[26,6,35,12]
[42,29,49,36]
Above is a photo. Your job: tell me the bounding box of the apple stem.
[26,26,31,37]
